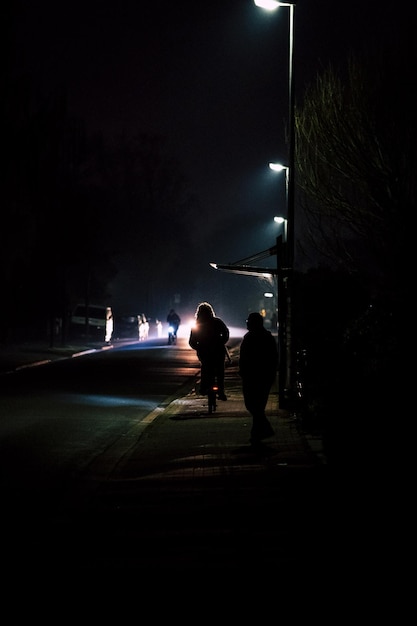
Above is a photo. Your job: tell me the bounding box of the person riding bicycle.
[167,308,181,344]
[189,301,230,401]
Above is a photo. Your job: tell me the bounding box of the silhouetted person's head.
[246,312,264,331]
[195,302,215,321]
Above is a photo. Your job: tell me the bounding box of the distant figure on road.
[189,301,230,401]
[167,308,181,344]
[139,314,149,341]
[239,312,278,444]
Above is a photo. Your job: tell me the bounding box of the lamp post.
[269,163,294,266]
[255,0,296,409]
[273,215,287,407]
[274,215,288,242]
[270,163,289,236]
[263,291,275,326]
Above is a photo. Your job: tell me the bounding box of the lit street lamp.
[271,164,290,271]
[269,162,289,195]
[270,162,289,243]
[274,215,288,242]
[269,163,288,172]
[255,0,296,409]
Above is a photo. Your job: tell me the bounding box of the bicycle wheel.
[208,385,217,414]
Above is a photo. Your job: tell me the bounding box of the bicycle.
[168,325,177,345]
[207,384,218,415]
[200,360,224,415]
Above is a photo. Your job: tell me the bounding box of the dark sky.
[8,0,415,321]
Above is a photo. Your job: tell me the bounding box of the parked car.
[113,314,141,341]
[70,304,113,343]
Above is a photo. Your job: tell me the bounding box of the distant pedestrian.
[167,308,181,344]
[189,301,230,400]
[239,312,278,444]
[139,314,149,341]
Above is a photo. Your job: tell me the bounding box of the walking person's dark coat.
[239,312,278,443]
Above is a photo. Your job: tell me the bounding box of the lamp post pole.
[286,4,295,410]
[286,3,295,270]
[255,0,296,409]
[275,233,286,404]
[273,214,287,401]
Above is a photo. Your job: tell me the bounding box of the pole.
[284,2,295,408]
[254,0,296,409]
[276,235,286,406]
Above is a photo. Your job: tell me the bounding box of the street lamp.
[274,215,287,242]
[270,162,289,224]
[255,0,296,409]
[271,162,290,259]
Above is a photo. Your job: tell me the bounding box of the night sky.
[7,0,414,324]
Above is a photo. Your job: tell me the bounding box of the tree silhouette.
[292,38,415,458]
[295,43,415,306]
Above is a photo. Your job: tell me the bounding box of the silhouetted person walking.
[239,312,278,444]
[167,308,181,344]
[189,302,230,400]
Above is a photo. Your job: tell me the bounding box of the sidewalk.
[1,339,331,574]
[57,348,331,573]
